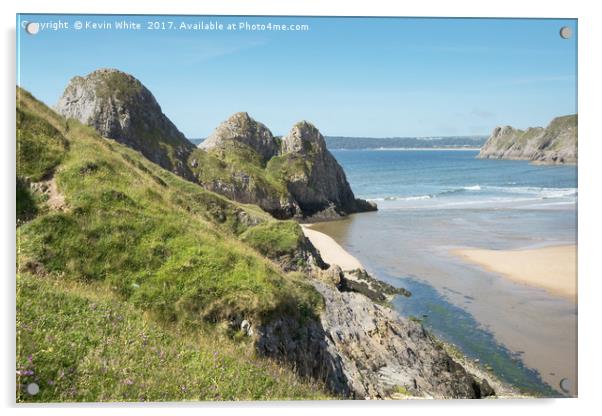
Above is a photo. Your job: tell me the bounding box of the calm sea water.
[314,149,577,397]
[335,149,577,210]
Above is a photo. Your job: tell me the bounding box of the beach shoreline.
[452,244,577,302]
[301,224,363,271]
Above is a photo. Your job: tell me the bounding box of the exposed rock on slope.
[477,114,577,164]
[56,68,195,178]
[338,268,411,303]
[258,277,495,399]
[191,113,376,220]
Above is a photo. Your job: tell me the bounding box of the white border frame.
[2,1,600,415]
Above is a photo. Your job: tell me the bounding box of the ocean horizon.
[188,135,489,150]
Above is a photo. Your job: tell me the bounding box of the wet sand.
[452,245,577,302]
[301,224,363,270]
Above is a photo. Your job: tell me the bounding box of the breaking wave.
[365,185,577,203]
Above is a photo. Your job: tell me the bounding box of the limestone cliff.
[55,68,195,178]
[278,121,377,219]
[55,69,374,221]
[477,114,577,164]
[191,113,377,221]
[258,272,497,399]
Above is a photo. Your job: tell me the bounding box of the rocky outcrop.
[257,276,495,399]
[193,169,301,220]
[55,69,374,221]
[199,112,279,164]
[193,113,377,221]
[56,68,195,178]
[477,114,577,164]
[338,268,411,304]
[279,122,377,220]
[273,233,328,272]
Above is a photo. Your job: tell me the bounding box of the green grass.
[162,171,272,236]
[17,273,328,402]
[240,221,305,259]
[265,154,311,184]
[391,385,411,396]
[15,88,69,224]
[17,107,69,182]
[17,178,39,224]
[93,70,143,101]
[16,87,331,401]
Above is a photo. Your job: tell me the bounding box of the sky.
[17,15,577,138]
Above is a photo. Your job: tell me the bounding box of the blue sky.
[17,15,577,138]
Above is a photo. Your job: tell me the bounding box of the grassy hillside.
[240,221,306,260]
[16,273,327,402]
[16,87,329,402]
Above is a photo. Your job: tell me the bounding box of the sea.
[311,148,577,397]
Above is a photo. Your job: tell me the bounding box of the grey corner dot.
[26,382,40,395]
[559,377,571,393]
[559,26,572,40]
[25,22,40,35]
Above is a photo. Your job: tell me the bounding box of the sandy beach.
[301,225,363,271]
[453,245,577,301]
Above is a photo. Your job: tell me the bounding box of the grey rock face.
[280,121,377,219]
[478,114,577,164]
[257,278,494,399]
[199,174,300,220]
[200,112,280,164]
[338,268,411,303]
[56,68,196,178]
[313,280,493,399]
[257,313,353,397]
[280,121,328,155]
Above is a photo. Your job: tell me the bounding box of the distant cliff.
[191,112,376,221]
[477,115,577,164]
[326,136,487,150]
